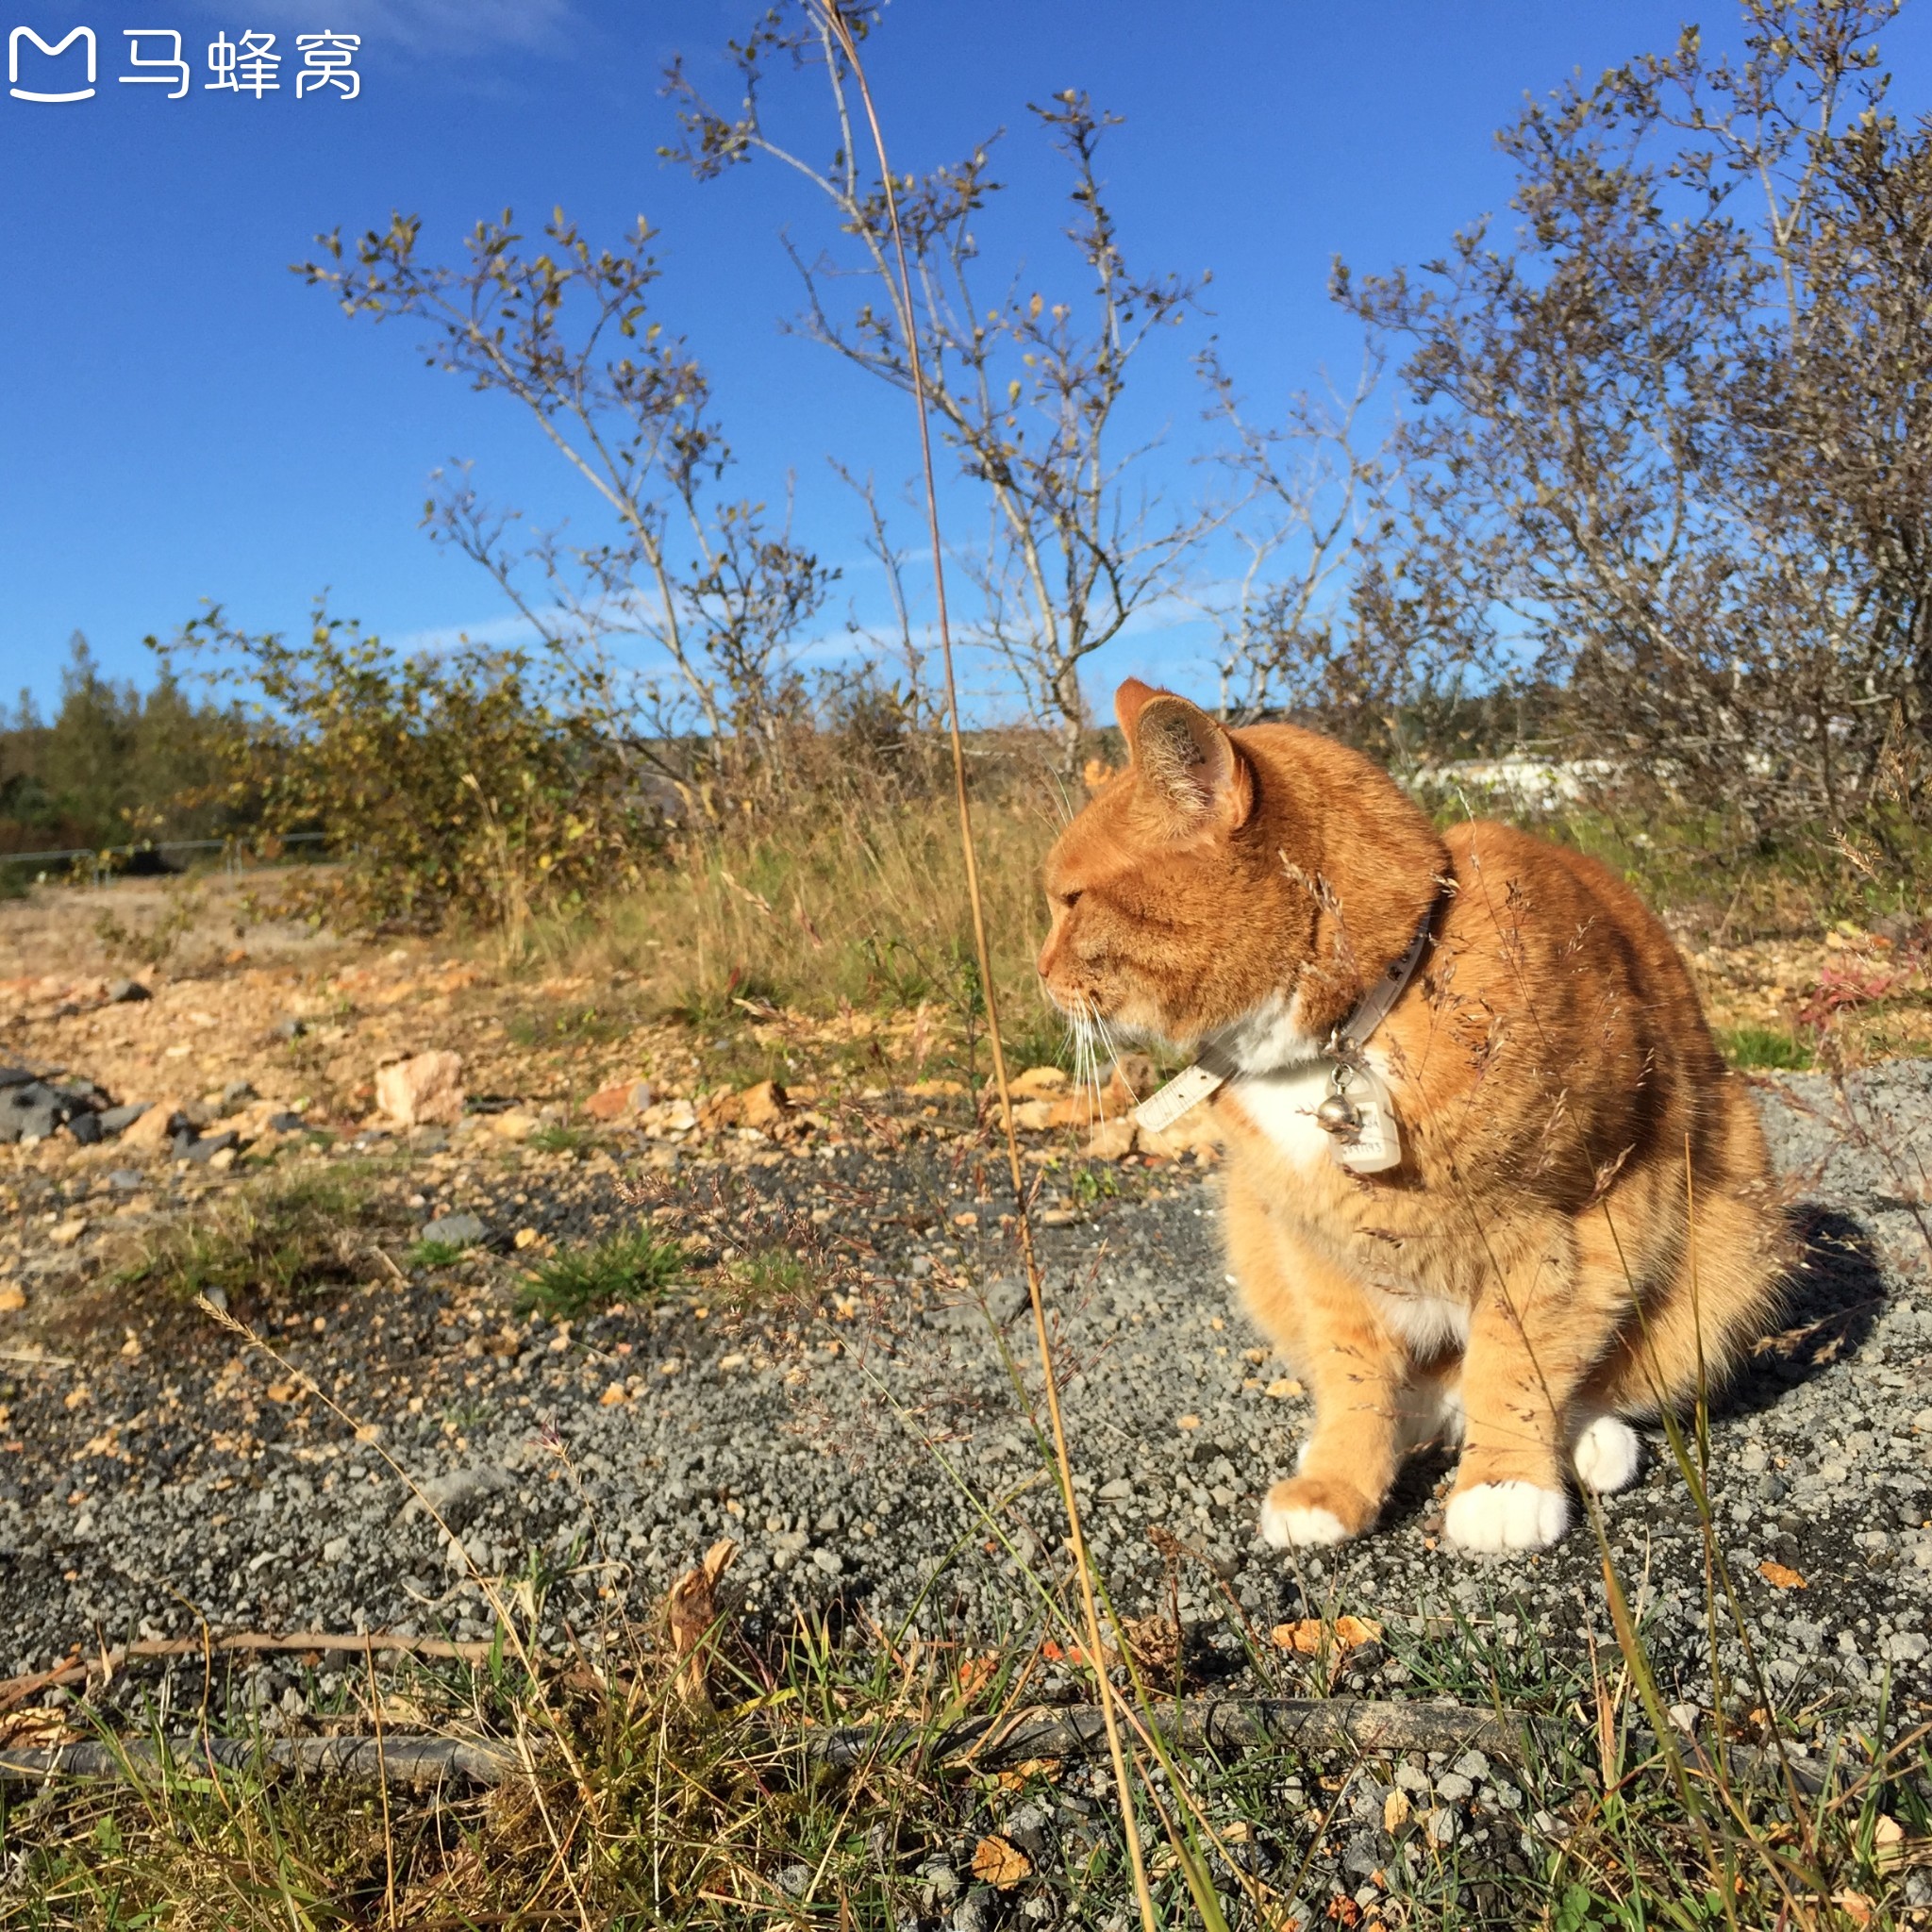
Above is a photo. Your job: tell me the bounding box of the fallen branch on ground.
[0,1695,1840,1794]
[0,1630,508,1710]
[0,1733,519,1787]
[816,1695,1544,1772]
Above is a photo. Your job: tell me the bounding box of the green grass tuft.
[406,1237,471,1270]
[1716,1023,1815,1071]
[114,1163,396,1306]
[517,1226,688,1316]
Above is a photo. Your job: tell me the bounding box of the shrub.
[159,605,658,939]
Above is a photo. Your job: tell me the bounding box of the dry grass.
[554,774,1075,1072]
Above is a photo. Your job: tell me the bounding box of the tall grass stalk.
[813,6,1160,1924]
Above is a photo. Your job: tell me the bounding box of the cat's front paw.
[1443,1480,1570,1553]
[1572,1415,1641,1494]
[1258,1476,1369,1548]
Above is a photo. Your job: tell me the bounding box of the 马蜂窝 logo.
[8,25,359,103]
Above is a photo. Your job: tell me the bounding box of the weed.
[1717,1023,1816,1071]
[114,1161,399,1307]
[405,1237,470,1270]
[505,1004,631,1050]
[91,885,207,973]
[527,1124,591,1156]
[720,1242,821,1303]
[517,1226,688,1316]
[1069,1163,1121,1208]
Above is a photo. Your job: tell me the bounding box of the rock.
[272,1016,307,1041]
[403,1464,511,1531]
[1001,1803,1053,1860]
[107,978,152,1003]
[699,1082,790,1132]
[1010,1066,1070,1098]
[0,1284,25,1312]
[1140,1105,1223,1160]
[422,1212,487,1247]
[491,1110,538,1142]
[122,1102,183,1154]
[585,1079,653,1122]
[1103,1051,1157,1102]
[98,1103,149,1136]
[375,1051,464,1128]
[174,1129,239,1164]
[1083,1119,1138,1161]
[1424,1806,1458,1846]
[0,1066,33,1089]
[738,1079,789,1129]
[221,1080,258,1109]
[266,1111,308,1133]
[108,1169,142,1191]
[1434,1772,1474,1803]
[49,1219,86,1248]
[639,1098,698,1140]
[0,1082,68,1144]
[65,1110,103,1146]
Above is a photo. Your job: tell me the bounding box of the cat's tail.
[1584,1081,1790,1422]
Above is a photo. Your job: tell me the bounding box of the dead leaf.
[971,1835,1032,1889]
[0,1706,79,1748]
[1384,1789,1412,1832]
[666,1537,737,1710]
[1757,1560,1807,1590]
[265,1381,298,1404]
[995,1757,1061,1790]
[1270,1615,1384,1654]
[1265,1377,1304,1399]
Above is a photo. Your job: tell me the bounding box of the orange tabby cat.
[1037,679,1784,1552]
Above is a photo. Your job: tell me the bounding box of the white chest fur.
[1223,1060,1336,1173]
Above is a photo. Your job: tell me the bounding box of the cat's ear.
[1117,681,1253,832]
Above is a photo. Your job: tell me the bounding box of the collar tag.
[1134,1062,1226,1136]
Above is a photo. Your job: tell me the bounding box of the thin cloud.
[191,0,579,56]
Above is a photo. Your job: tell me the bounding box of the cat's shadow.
[1724,1204,1890,1418]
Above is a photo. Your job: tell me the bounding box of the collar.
[1135,899,1438,1136]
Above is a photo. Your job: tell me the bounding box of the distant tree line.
[0,636,238,858]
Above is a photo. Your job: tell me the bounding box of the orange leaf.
[971,1835,1032,1889]
[1757,1560,1807,1590]
[1271,1615,1384,1654]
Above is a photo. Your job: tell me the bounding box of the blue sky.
[5,0,1929,717]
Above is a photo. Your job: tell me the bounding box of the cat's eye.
[1057,890,1083,909]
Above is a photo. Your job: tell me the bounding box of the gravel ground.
[5,1061,1929,1752]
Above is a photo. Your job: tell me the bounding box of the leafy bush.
[160,606,658,938]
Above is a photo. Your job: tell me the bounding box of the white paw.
[1443,1481,1571,1554]
[1572,1415,1641,1494]
[1259,1494,1348,1548]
